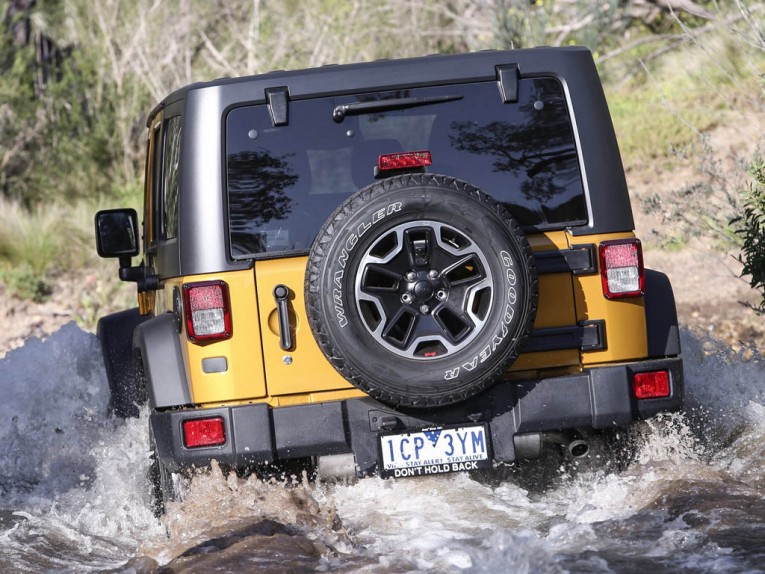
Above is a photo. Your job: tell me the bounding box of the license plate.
[378,424,491,478]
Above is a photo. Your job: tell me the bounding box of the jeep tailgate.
[255,233,584,398]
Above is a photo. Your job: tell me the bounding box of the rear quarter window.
[162,115,182,239]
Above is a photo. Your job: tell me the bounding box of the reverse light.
[183,281,232,342]
[378,150,432,172]
[182,417,226,448]
[633,370,670,400]
[599,239,644,299]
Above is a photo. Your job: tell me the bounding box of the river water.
[0,322,763,573]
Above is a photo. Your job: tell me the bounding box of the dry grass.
[0,197,97,300]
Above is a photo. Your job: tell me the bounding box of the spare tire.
[306,174,537,408]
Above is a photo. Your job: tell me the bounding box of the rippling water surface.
[1,322,763,573]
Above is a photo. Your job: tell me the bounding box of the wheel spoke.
[433,304,474,343]
[382,308,418,347]
[442,254,486,287]
[360,264,401,293]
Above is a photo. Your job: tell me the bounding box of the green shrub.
[0,265,52,303]
[732,157,765,311]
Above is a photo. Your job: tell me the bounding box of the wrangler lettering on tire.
[306,174,538,408]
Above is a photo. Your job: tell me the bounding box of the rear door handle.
[273,284,293,351]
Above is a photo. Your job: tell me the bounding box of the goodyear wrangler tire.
[306,174,538,408]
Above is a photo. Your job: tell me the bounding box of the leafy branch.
[732,157,765,311]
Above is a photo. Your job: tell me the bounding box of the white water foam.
[0,324,762,572]
[0,323,163,571]
[319,329,765,572]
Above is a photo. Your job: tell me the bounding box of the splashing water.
[0,323,763,573]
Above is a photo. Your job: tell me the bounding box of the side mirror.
[95,209,139,260]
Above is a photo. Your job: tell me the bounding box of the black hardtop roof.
[147,46,593,126]
[158,45,632,276]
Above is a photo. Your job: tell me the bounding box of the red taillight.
[183,417,226,448]
[633,371,670,400]
[378,150,432,172]
[599,239,644,299]
[183,281,232,342]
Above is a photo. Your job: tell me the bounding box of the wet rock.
[158,519,329,574]
[102,556,160,574]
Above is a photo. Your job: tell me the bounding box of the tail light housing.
[633,370,670,400]
[183,281,232,342]
[183,417,226,448]
[599,239,644,299]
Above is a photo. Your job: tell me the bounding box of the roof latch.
[496,64,520,104]
[266,87,289,127]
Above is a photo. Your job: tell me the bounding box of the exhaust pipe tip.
[568,439,589,459]
[514,433,543,460]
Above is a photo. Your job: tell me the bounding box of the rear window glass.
[226,78,586,258]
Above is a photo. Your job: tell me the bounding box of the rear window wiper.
[332,95,463,122]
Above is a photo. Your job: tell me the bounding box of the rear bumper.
[151,357,683,474]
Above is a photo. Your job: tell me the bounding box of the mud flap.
[97,308,150,417]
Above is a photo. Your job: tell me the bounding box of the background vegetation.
[1,0,764,313]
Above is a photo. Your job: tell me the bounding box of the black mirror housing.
[95,208,140,259]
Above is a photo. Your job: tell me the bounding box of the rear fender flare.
[133,313,192,408]
[644,269,681,357]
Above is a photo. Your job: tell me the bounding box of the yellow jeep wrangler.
[95,47,683,510]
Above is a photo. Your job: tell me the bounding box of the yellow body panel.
[170,231,648,409]
[512,231,580,371]
[254,257,355,396]
[270,388,366,406]
[178,271,268,405]
[568,231,648,364]
[137,291,155,315]
[203,388,366,409]
[137,116,162,316]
